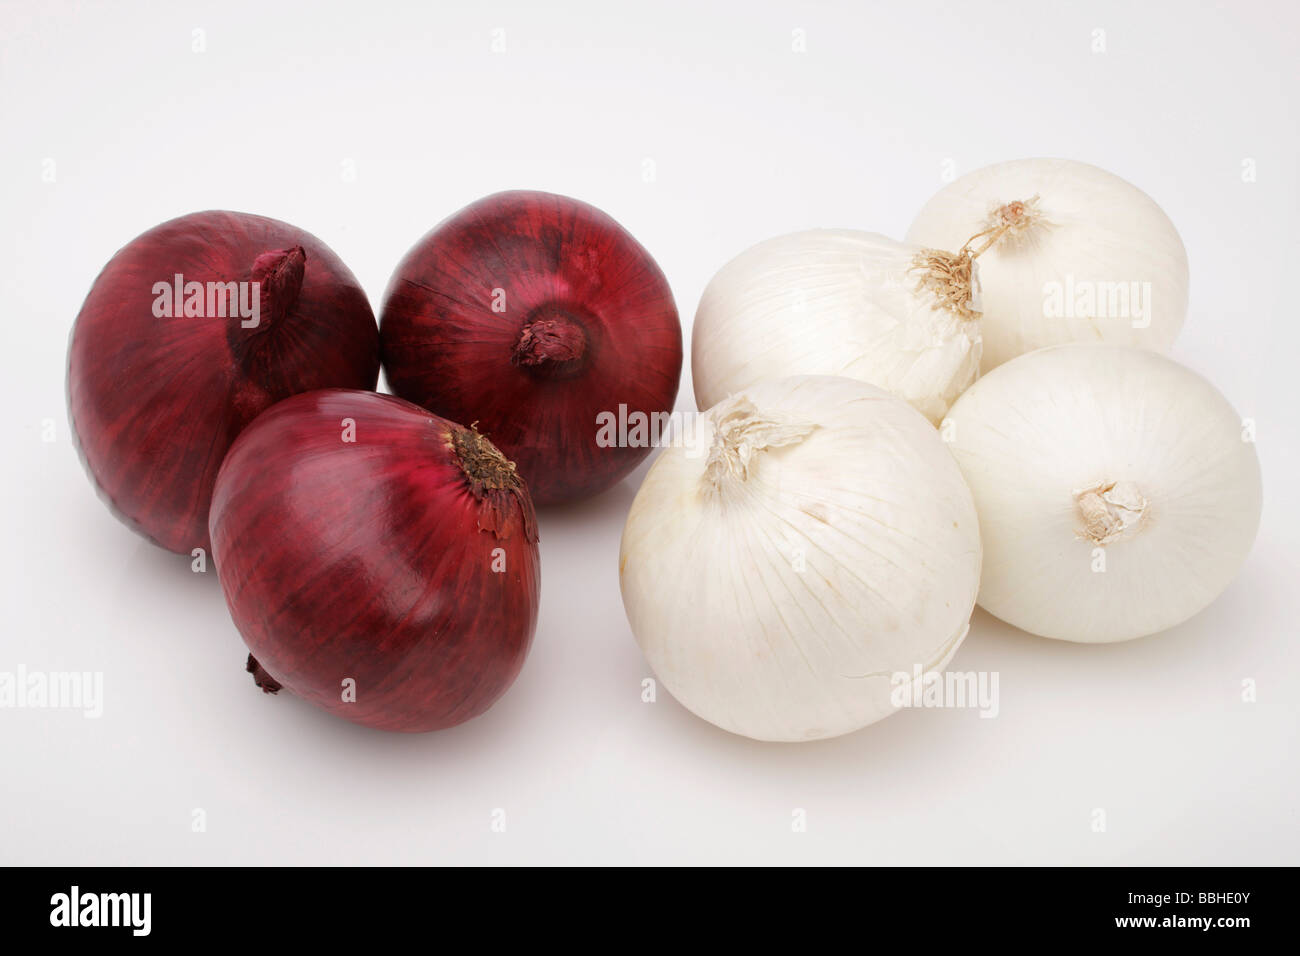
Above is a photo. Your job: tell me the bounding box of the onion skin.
[379,190,682,505]
[691,229,980,424]
[944,345,1261,642]
[209,389,540,733]
[906,158,1188,372]
[68,211,379,554]
[620,375,982,742]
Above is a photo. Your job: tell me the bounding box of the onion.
[619,375,981,742]
[944,345,1261,643]
[692,230,981,423]
[379,190,682,505]
[68,210,379,553]
[907,158,1188,372]
[209,389,540,732]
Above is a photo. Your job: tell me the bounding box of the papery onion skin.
[691,230,981,424]
[209,389,540,733]
[906,158,1189,372]
[379,190,682,505]
[944,345,1261,643]
[619,375,982,742]
[68,211,379,553]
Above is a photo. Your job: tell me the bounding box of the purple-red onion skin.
[68,211,379,554]
[379,190,682,505]
[209,389,541,733]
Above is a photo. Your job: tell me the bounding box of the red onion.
[379,190,682,505]
[68,211,379,553]
[209,389,540,733]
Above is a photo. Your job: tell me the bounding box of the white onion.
[907,158,1188,372]
[944,345,1261,643]
[619,375,982,742]
[691,230,981,424]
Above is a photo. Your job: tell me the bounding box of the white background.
[2,0,1297,864]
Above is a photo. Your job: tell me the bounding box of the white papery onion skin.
[619,376,982,742]
[907,158,1188,372]
[944,345,1261,643]
[691,231,981,424]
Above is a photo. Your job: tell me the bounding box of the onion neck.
[910,248,980,320]
[246,654,282,694]
[449,424,538,542]
[703,397,817,503]
[910,195,1042,319]
[974,195,1042,253]
[228,245,308,419]
[512,310,587,376]
[230,244,308,395]
[249,245,307,333]
[1074,481,1148,545]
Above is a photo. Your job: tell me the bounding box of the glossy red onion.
[379,190,682,505]
[68,211,379,553]
[209,389,540,733]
